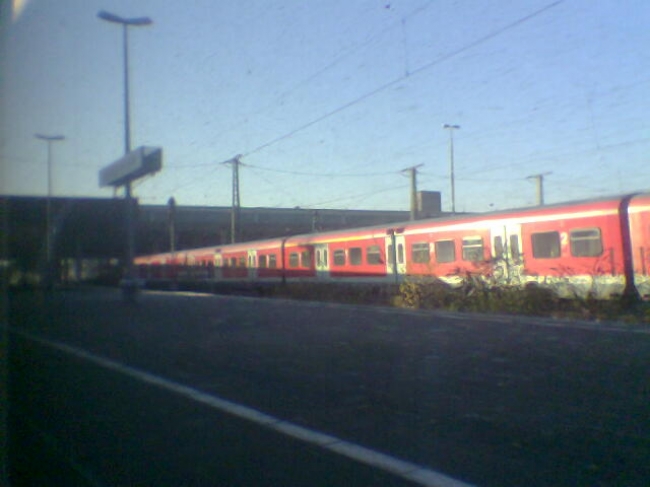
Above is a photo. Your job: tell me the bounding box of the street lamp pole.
[98,10,152,296]
[443,124,460,214]
[35,133,65,287]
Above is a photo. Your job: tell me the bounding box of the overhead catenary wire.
[241,162,398,178]
[131,0,641,212]
[159,0,644,212]
[300,183,410,209]
[241,0,565,160]
[194,0,438,157]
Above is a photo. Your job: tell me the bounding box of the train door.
[490,224,523,284]
[385,234,406,281]
[214,252,223,280]
[315,243,330,279]
[628,195,650,298]
[247,250,258,279]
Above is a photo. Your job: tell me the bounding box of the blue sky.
[1,0,649,212]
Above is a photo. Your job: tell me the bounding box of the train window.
[366,245,382,265]
[412,242,430,263]
[570,228,603,257]
[435,240,456,263]
[462,237,484,262]
[269,254,277,269]
[532,231,561,258]
[289,252,300,268]
[301,250,311,267]
[397,243,404,264]
[230,257,237,267]
[238,257,246,267]
[494,236,504,258]
[387,244,394,264]
[350,247,362,265]
[333,249,346,266]
[321,249,328,266]
[259,255,267,268]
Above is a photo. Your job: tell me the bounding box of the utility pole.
[223,155,242,243]
[527,172,552,206]
[401,164,424,220]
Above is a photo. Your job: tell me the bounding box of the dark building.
[140,204,412,253]
[2,196,428,285]
[2,190,450,285]
[2,196,129,285]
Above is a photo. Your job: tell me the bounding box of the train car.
[390,196,630,297]
[291,226,392,281]
[135,193,650,299]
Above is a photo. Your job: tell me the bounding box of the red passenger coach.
[514,198,626,285]
[135,193,650,299]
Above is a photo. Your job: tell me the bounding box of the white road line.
[13,329,475,487]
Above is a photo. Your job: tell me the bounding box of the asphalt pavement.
[6,287,650,486]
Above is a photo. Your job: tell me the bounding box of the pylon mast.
[401,164,424,220]
[223,155,242,243]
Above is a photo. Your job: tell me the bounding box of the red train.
[135,193,650,299]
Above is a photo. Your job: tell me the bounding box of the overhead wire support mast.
[443,124,460,214]
[401,164,424,221]
[527,172,552,206]
[223,155,243,243]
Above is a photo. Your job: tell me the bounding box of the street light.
[98,10,152,298]
[35,133,65,287]
[443,124,460,214]
[97,10,152,156]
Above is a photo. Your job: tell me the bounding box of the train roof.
[278,192,648,242]
[138,192,649,258]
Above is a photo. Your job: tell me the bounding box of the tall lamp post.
[35,133,65,287]
[98,10,152,296]
[443,124,460,214]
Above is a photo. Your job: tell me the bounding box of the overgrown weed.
[394,277,650,324]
